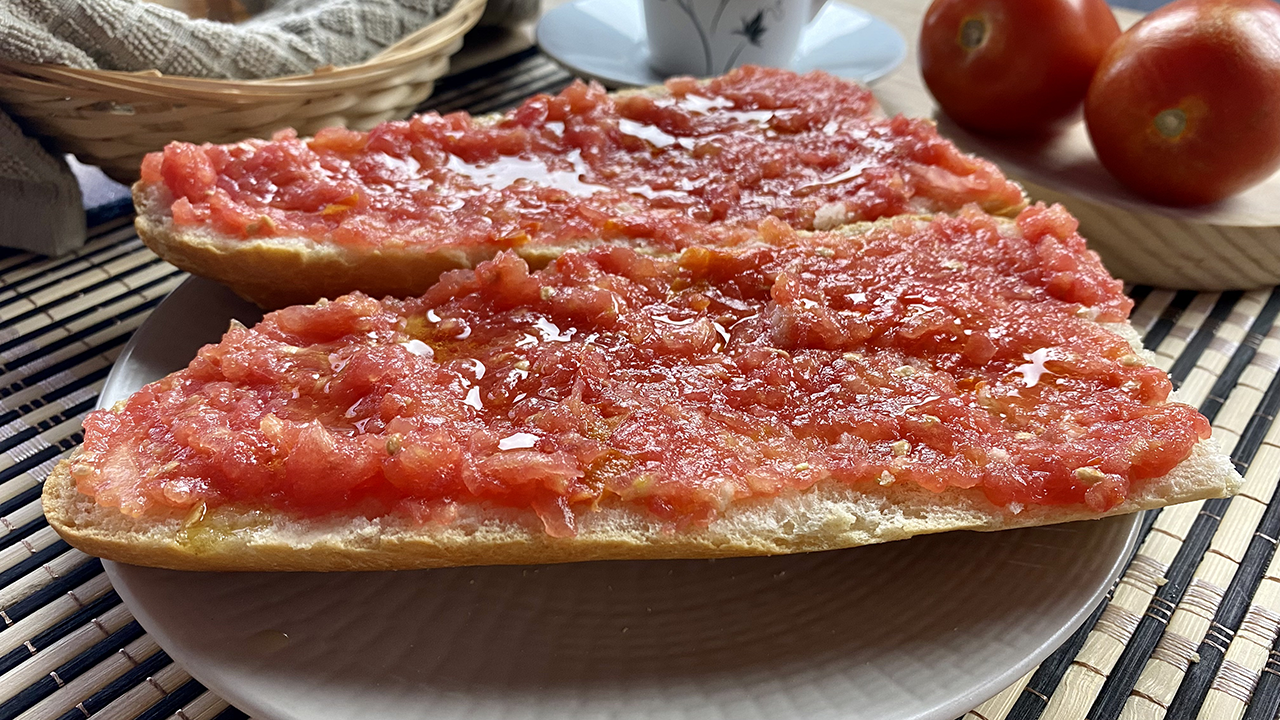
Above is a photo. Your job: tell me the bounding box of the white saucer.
[536,0,907,87]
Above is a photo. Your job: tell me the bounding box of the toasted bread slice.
[44,213,1241,571]
[132,182,506,311]
[43,435,1235,572]
[133,68,1026,309]
[133,182,573,311]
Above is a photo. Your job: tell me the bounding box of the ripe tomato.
[919,0,1121,136]
[1084,0,1280,205]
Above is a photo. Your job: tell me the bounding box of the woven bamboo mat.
[5,50,1280,720]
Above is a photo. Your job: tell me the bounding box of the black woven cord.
[0,485,52,523]
[0,609,139,720]
[1142,289,1200,351]
[474,76,577,117]
[2,74,1264,720]
[1241,644,1280,720]
[0,397,96,457]
[0,590,122,679]
[3,558,103,623]
[0,541,72,591]
[1162,326,1280,717]
[133,678,208,720]
[0,270,178,358]
[1096,338,1280,720]
[0,366,110,431]
[1005,579,1118,720]
[0,239,146,315]
[1168,291,1245,388]
[50,619,146,685]
[0,237,145,312]
[81,212,136,239]
[423,49,562,116]
[1006,517,1160,720]
[1,58,570,720]
[1087,494,1234,720]
[0,432,83,509]
[0,415,90,458]
[1139,508,1161,541]
[1128,285,1154,307]
[1166,533,1280,718]
[421,51,574,116]
[50,649,172,720]
[0,258,168,342]
[0,256,46,283]
[1201,289,1280,423]
[1,289,172,376]
[0,335,132,399]
[426,45,541,102]
[0,516,50,554]
[1006,289,1275,719]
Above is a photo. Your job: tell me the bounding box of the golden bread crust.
[134,184,495,309]
[43,437,1239,572]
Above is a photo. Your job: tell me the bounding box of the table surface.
[4,2,1280,720]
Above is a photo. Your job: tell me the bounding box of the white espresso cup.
[643,0,826,77]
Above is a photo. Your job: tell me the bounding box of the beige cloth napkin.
[0,111,85,256]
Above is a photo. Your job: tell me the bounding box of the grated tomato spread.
[140,67,1025,255]
[72,207,1208,535]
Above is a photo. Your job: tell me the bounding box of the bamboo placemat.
[5,50,1280,720]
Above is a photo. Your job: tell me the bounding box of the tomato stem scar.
[1154,108,1187,139]
[958,17,989,51]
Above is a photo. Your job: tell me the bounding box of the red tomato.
[1084,0,1280,205]
[919,0,1121,136]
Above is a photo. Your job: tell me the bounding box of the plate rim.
[921,513,1139,720]
[104,517,1140,720]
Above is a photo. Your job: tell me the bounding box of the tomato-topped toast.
[44,205,1240,571]
[133,66,1026,308]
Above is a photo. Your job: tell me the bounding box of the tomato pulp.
[141,67,1025,255]
[71,207,1207,536]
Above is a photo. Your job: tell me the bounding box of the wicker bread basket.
[0,0,486,183]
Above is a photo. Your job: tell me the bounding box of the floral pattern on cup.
[644,0,821,77]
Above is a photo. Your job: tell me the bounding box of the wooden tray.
[941,118,1280,292]
[867,2,1280,292]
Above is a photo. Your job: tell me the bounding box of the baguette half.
[42,436,1234,572]
[43,216,1243,571]
[133,69,1026,309]
[133,182,510,311]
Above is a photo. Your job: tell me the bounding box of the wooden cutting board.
[938,119,1280,290]
[864,0,1280,290]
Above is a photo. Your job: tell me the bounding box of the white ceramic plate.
[535,0,907,87]
[102,277,1140,720]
